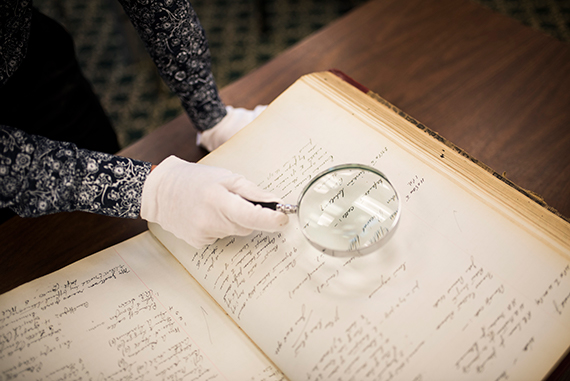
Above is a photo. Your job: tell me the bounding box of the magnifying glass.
[251,164,401,257]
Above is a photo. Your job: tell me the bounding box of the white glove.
[141,156,288,248]
[197,105,267,151]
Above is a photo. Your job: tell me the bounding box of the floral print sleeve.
[0,125,152,218]
[118,0,227,131]
[0,0,32,86]
[2,0,227,131]
[1,1,226,218]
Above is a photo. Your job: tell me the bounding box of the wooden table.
[1,0,569,376]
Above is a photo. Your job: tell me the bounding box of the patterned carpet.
[34,0,570,148]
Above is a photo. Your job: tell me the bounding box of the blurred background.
[34,0,570,148]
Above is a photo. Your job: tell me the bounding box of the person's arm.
[0,125,152,218]
[1,125,288,247]
[117,0,269,152]
[0,0,32,86]
[117,0,226,132]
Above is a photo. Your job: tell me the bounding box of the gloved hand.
[141,155,288,248]
[197,105,267,151]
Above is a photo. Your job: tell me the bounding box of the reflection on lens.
[297,164,400,256]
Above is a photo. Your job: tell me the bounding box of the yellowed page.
[150,72,570,380]
[0,232,285,381]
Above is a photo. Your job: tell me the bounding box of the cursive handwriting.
[535,264,570,316]
[405,175,425,202]
[259,140,334,199]
[306,315,424,380]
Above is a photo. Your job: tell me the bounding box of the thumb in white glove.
[197,105,267,151]
[141,155,288,248]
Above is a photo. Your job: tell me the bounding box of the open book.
[1,71,569,380]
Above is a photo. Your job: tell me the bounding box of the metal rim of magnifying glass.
[296,164,402,257]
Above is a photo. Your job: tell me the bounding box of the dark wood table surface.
[1,0,569,376]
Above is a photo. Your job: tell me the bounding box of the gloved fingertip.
[263,210,290,232]
[186,235,216,249]
[253,105,268,115]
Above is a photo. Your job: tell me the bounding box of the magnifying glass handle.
[245,200,298,214]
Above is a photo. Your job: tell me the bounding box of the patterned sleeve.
[0,125,152,218]
[118,0,227,131]
[0,0,32,86]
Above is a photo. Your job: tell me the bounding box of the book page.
[0,232,285,381]
[150,72,570,380]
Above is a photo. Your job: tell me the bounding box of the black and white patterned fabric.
[118,0,226,131]
[0,0,226,218]
[0,0,32,86]
[0,125,151,218]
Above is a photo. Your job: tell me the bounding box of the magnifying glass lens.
[297,165,400,256]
